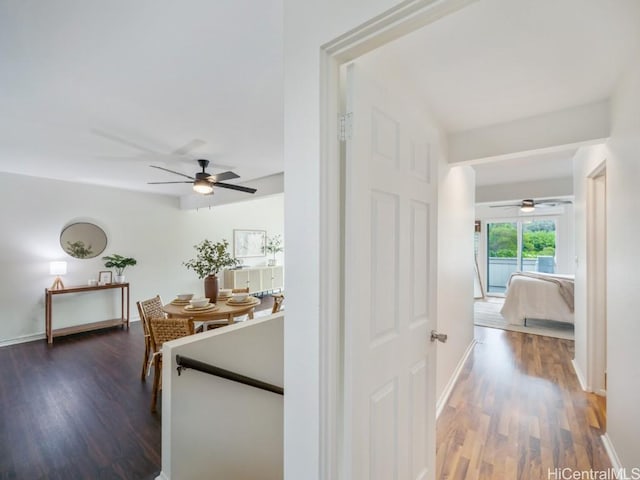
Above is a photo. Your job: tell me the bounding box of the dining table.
[162,296,261,329]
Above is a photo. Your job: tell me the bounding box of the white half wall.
[0,172,284,344]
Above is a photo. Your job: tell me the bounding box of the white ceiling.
[0,0,283,197]
[1,0,639,197]
[360,0,640,187]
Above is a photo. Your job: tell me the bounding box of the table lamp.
[50,261,67,290]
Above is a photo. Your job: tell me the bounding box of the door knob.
[430,330,448,343]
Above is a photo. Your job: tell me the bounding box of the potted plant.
[102,254,137,283]
[184,239,238,302]
[265,234,284,266]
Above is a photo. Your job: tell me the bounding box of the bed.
[500,272,575,326]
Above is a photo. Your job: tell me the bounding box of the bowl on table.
[230,292,249,303]
[176,293,194,301]
[189,297,210,308]
[218,289,232,297]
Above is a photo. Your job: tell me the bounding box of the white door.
[343,63,437,480]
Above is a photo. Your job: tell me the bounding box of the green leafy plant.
[265,235,284,260]
[184,239,239,279]
[102,254,137,276]
[66,240,93,259]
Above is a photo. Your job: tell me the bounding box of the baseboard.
[436,339,477,419]
[0,317,140,349]
[601,433,623,470]
[571,359,590,392]
[0,332,46,348]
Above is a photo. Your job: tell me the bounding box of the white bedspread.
[500,273,575,326]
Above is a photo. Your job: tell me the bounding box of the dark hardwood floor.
[436,326,610,480]
[0,295,276,480]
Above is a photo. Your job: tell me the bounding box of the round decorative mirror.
[60,222,108,259]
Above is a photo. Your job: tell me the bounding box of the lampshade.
[50,261,67,276]
[193,179,214,194]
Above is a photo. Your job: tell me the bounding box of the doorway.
[587,164,607,397]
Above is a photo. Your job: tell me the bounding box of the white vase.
[114,275,126,284]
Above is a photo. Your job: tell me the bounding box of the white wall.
[0,171,284,344]
[448,100,610,164]
[573,60,640,470]
[571,144,606,393]
[436,164,476,403]
[602,61,640,469]
[475,176,573,204]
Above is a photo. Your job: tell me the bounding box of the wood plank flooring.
[436,326,610,480]
[0,295,275,480]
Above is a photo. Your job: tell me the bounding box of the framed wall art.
[233,229,266,258]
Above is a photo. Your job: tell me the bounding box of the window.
[486,219,556,293]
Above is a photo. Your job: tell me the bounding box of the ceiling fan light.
[193,179,213,194]
[520,199,535,213]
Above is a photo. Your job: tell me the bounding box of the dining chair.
[136,295,166,382]
[272,293,285,314]
[232,287,254,320]
[147,317,195,413]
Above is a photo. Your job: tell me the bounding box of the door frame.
[586,160,607,395]
[317,1,478,477]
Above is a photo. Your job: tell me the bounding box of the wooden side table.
[45,283,130,344]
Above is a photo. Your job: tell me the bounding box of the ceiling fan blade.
[171,139,207,156]
[91,129,160,154]
[489,204,520,208]
[213,182,257,194]
[149,165,195,180]
[206,171,240,182]
[147,181,193,184]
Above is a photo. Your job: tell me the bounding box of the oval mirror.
[60,222,108,259]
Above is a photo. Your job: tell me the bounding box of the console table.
[45,283,130,344]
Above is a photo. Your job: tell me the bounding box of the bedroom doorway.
[587,164,607,397]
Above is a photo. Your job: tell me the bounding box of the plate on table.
[226,296,258,306]
[183,304,218,312]
[171,299,191,306]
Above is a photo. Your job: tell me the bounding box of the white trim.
[0,317,140,348]
[571,358,589,392]
[436,339,477,418]
[154,471,170,480]
[585,160,607,395]
[0,332,45,347]
[600,434,623,471]
[318,1,478,478]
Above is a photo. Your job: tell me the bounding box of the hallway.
[436,326,609,479]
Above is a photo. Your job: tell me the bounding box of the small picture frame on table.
[98,271,112,285]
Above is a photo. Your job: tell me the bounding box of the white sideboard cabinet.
[224,266,284,294]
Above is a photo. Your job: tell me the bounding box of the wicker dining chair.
[136,295,166,382]
[272,293,285,314]
[147,317,195,413]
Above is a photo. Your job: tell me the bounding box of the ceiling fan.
[490,198,572,212]
[148,159,257,195]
